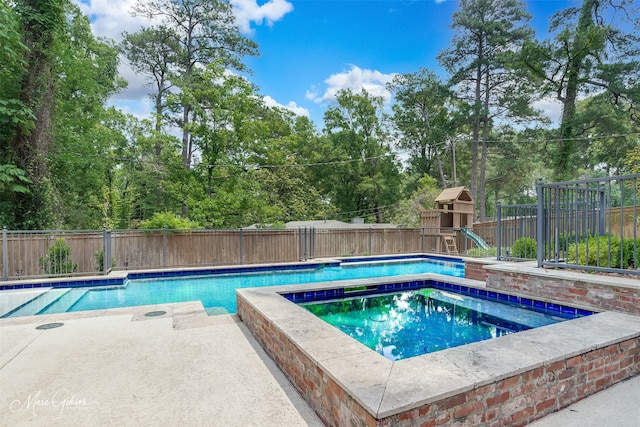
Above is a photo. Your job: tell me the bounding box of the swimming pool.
[302,288,588,361]
[1,256,463,318]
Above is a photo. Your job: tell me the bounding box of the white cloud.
[231,0,294,34]
[76,0,293,39]
[76,0,294,121]
[533,97,563,125]
[263,96,309,117]
[74,0,148,42]
[309,65,397,104]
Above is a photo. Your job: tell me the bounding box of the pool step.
[0,288,52,317]
[428,291,559,329]
[4,289,70,318]
[40,289,88,314]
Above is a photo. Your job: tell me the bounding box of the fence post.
[536,179,544,267]
[162,227,167,267]
[2,227,7,281]
[102,228,112,275]
[239,228,243,264]
[496,203,502,260]
[304,227,308,261]
[310,227,315,259]
[598,185,606,237]
[421,228,424,253]
[369,227,372,255]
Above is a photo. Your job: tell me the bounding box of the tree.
[572,94,640,175]
[132,0,259,170]
[388,69,458,188]
[438,0,536,220]
[0,1,32,144]
[9,0,67,228]
[121,26,179,155]
[321,89,402,223]
[49,5,125,229]
[522,0,640,180]
[388,175,440,228]
[130,0,259,218]
[2,1,125,229]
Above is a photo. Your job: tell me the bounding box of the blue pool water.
[302,288,588,361]
[3,257,463,317]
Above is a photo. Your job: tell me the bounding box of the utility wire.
[50,131,640,169]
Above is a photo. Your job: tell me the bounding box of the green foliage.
[1,0,638,231]
[566,235,637,269]
[567,236,619,268]
[389,175,440,227]
[139,212,200,230]
[628,146,640,174]
[95,249,116,272]
[510,237,537,259]
[621,238,638,270]
[465,247,497,258]
[522,0,640,181]
[387,69,457,185]
[320,89,402,223]
[0,164,32,193]
[39,238,78,275]
[437,0,537,220]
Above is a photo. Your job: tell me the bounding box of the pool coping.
[236,273,640,422]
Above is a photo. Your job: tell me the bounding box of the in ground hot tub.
[237,273,640,426]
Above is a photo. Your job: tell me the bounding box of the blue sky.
[77,0,579,126]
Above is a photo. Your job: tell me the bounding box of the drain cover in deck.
[36,322,64,330]
[144,310,167,317]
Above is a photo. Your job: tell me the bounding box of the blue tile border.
[0,262,342,292]
[286,279,598,320]
[339,254,464,265]
[0,278,124,291]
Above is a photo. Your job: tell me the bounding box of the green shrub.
[95,250,116,272]
[39,238,78,275]
[510,237,537,259]
[567,235,621,268]
[465,247,497,258]
[620,238,638,269]
[139,212,199,230]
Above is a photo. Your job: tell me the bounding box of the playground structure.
[421,187,489,254]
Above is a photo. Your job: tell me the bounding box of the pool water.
[3,258,463,317]
[302,288,576,361]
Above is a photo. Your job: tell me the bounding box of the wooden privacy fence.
[3,227,486,281]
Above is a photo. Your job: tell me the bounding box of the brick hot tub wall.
[463,258,492,282]
[484,263,640,316]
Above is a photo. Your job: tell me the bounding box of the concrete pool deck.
[1,300,639,425]
[0,303,323,426]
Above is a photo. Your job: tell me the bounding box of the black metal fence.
[497,174,639,275]
[536,175,639,275]
[496,203,537,260]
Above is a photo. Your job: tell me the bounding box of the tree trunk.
[470,39,484,220]
[435,148,447,188]
[554,0,596,181]
[479,70,491,221]
[11,0,64,229]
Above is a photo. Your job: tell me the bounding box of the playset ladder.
[443,235,458,255]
